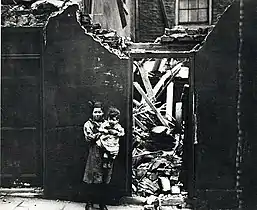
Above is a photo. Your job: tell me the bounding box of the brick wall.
[138,0,176,42]
[212,0,234,24]
[138,0,233,42]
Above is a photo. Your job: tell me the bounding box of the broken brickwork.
[137,0,234,42]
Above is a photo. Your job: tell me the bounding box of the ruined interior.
[131,56,193,208]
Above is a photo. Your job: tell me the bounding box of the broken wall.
[194,1,239,209]
[43,5,132,200]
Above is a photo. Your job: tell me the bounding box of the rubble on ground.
[132,58,190,209]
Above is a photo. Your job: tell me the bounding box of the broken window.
[179,0,209,24]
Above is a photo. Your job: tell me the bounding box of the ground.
[0,196,142,210]
[0,195,192,210]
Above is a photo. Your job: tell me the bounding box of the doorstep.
[0,187,44,197]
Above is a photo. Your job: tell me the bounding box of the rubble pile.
[160,26,212,44]
[1,0,64,27]
[132,58,190,209]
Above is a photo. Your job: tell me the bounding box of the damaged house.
[2,0,257,209]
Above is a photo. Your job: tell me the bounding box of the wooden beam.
[135,0,140,42]
[133,99,141,107]
[166,82,174,121]
[151,59,162,72]
[153,62,182,97]
[127,42,197,52]
[134,62,155,101]
[134,82,169,127]
[134,116,148,131]
[158,0,170,28]
[153,70,172,96]
[155,62,182,99]
[116,0,127,28]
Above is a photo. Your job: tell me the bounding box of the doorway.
[1,28,44,189]
[130,53,195,207]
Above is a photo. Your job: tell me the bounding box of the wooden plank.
[134,116,148,131]
[133,99,141,107]
[158,0,170,28]
[151,59,162,72]
[153,68,171,96]
[153,62,182,97]
[133,82,169,127]
[155,62,182,100]
[116,0,127,28]
[165,82,174,121]
[127,42,196,52]
[134,62,155,101]
[135,0,140,42]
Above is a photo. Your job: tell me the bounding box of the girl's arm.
[98,121,109,134]
[111,124,125,137]
[83,121,97,143]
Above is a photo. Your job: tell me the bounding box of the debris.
[144,204,156,210]
[146,195,158,205]
[159,177,171,192]
[134,82,169,127]
[134,62,155,101]
[31,0,63,10]
[160,26,212,44]
[171,186,181,194]
[159,194,184,206]
[132,58,190,208]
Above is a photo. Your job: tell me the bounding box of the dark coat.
[83,119,113,184]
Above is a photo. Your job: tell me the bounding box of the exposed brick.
[138,0,233,42]
[138,0,176,42]
[212,0,234,24]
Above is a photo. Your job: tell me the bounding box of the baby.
[96,107,125,168]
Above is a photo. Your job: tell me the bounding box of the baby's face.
[108,116,119,125]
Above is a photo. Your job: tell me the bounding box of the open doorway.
[131,55,195,208]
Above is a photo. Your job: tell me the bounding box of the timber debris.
[132,57,190,209]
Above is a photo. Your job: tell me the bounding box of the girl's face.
[92,108,104,121]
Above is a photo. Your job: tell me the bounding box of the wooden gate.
[1,27,44,187]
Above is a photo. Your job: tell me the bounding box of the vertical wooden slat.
[166,82,174,120]
[158,0,170,28]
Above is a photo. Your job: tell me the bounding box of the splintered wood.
[132,57,190,208]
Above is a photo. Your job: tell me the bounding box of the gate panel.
[1,28,43,187]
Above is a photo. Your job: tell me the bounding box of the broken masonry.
[132,57,191,209]
[1,1,210,209]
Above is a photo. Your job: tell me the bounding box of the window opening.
[179,0,208,24]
